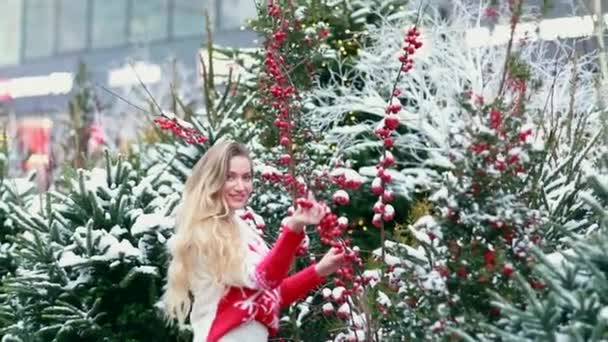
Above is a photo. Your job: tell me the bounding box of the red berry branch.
[297,25,424,342]
[373,26,423,261]
[259,0,329,203]
[153,112,208,144]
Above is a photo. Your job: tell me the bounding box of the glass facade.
[219,0,256,30]
[0,0,23,66]
[0,0,251,67]
[24,0,55,59]
[131,0,169,42]
[173,0,212,37]
[92,0,128,48]
[58,0,87,52]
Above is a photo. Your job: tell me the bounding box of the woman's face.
[222,156,253,210]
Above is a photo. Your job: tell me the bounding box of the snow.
[421,270,446,292]
[103,239,141,260]
[424,153,455,169]
[334,329,366,342]
[337,302,350,317]
[83,168,119,198]
[5,177,37,197]
[377,291,392,308]
[64,271,92,290]
[332,286,346,301]
[109,225,128,237]
[132,266,159,277]
[362,270,381,288]
[295,296,313,327]
[545,251,565,268]
[258,164,282,177]
[294,6,306,21]
[329,167,366,184]
[131,212,174,236]
[58,251,86,268]
[599,307,608,322]
[359,166,403,182]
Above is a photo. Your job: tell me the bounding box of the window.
[131,0,169,42]
[173,0,212,37]
[58,0,87,52]
[24,0,55,59]
[0,0,23,66]
[219,0,256,30]
[92,0,127,48]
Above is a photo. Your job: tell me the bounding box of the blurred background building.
[0,0,256,116]
[0,0,257,179]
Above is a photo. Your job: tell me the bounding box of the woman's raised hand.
[283,192,327,232]
[315,247,348,277]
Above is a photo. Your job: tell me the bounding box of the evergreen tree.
[0,152,187,341]
[485,152,608,341]
[0,140,39,281]
[381,56,554,339]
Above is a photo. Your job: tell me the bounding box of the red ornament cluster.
[153,115,208,144]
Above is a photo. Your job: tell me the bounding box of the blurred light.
[108,62,161,88]
[0,72,73,99]
[466,14,608,48]
[539,15,594,40]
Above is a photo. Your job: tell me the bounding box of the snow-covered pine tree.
[374,54,551,339]
[484,152,608,341]
[0,143,39,281]
[0,151,186,341]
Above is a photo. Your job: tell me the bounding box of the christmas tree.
[0,141,39,281]
[0,152,186,341]
[485,152,608,341]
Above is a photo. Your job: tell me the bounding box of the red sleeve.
[254,226,305,290]
[279,264,326,308]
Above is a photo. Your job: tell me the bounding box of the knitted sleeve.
[279,264,325,307]
[243,226,306,290]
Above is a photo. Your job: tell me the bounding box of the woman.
[162,140,346,342]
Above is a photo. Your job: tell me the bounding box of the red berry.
[384,137,395,148]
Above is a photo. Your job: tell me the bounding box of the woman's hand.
[315,248,348,277]
[283,193,327,232]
